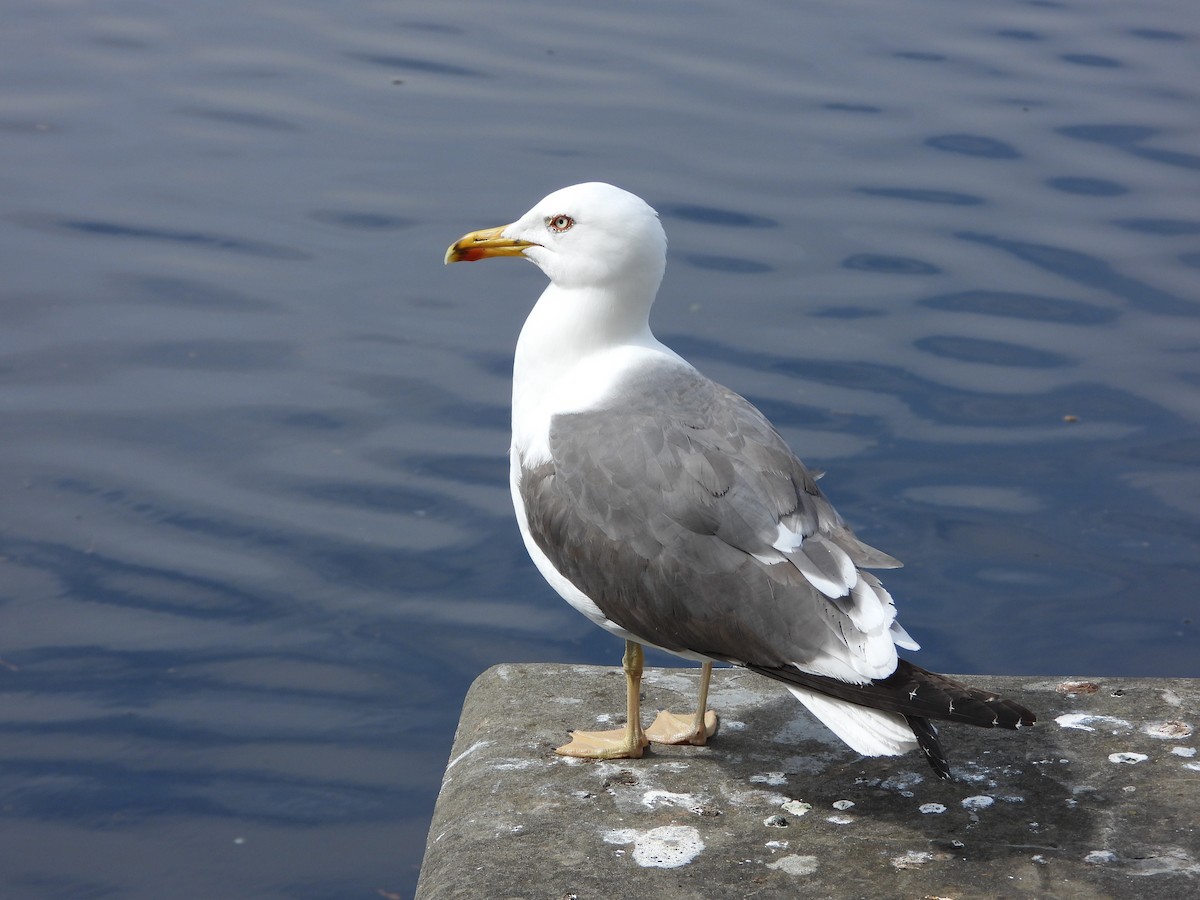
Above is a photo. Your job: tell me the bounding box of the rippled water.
[2,1,1198,896]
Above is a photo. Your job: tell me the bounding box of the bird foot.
[555,726,649,760]
[644,710,719,746]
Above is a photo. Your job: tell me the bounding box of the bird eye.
[547,214,575,233]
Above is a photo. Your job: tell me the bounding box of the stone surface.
[416,665,1199,899]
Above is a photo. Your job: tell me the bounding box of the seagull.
[445,182,1034,778]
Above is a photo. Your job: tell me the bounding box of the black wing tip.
[905,715,953,780]
[902,720,950,782]
[980,692,1038,730]
[895,661,1038,730]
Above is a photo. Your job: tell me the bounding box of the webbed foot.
[644,709,719,746]
[555,726,649,759]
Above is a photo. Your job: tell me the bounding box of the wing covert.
[520,359,910,683]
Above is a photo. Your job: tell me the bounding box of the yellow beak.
[444,225,538,264]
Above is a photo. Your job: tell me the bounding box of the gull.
[445,182,1034,777]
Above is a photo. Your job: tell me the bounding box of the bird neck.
[511,282,664,461]
[515,281,656,380]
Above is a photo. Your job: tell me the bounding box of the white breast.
[512,341,686,467]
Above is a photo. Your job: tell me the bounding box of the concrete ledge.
[416,665,1199,899]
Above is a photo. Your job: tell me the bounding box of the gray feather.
[519,358,900,670]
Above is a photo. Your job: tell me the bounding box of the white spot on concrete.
[604,828,637,844]
[962,795,994,810]
[1170,746,1196,757]
[880,772,924,792]
[1184,762,1200,772]
[592,761,634,781]
[831,799,855,810]
[767,854,819,876]
[780,799,812,817]
[891,850,934,869]
[1056,713,1132,733]
[721,719,748,731]
[751,772,787,786]
[641,790,698,810]
[1108,752,1148,765]
[445,740,491,770]
[919,803,947,814]
[603,825,704,869]
[1143,720,1193,740]
[1032,854,1047,864]
[765,840,789,849]
[827,815,854,825]
[1085,849,1118,865]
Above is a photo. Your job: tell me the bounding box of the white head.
[445,182,667,296]
[448,184,677,457]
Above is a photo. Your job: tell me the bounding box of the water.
[2,0,1197,896]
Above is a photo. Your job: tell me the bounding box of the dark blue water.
[2,1,1197,896]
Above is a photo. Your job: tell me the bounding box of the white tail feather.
[786,685,918,757]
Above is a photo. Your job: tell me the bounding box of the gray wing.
[519,359,913,680]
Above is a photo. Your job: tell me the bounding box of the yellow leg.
[645,661,719,746]
[555,640,650,759]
